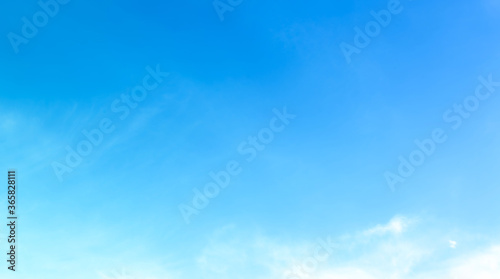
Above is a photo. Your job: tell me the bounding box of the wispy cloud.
[363,215,414,236]
[189,216,499,279]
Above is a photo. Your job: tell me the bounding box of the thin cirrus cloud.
[163,216,499,279]
[94,215,496,279]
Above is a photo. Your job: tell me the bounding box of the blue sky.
[1,0,500,278]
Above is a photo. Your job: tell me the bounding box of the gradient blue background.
[1,0,500,278]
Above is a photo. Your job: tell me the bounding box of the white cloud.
[87,217,499,279]
[363,215,413,236]
[195,225,311,279]
[191,216,500,279]
[446,246,500,279]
